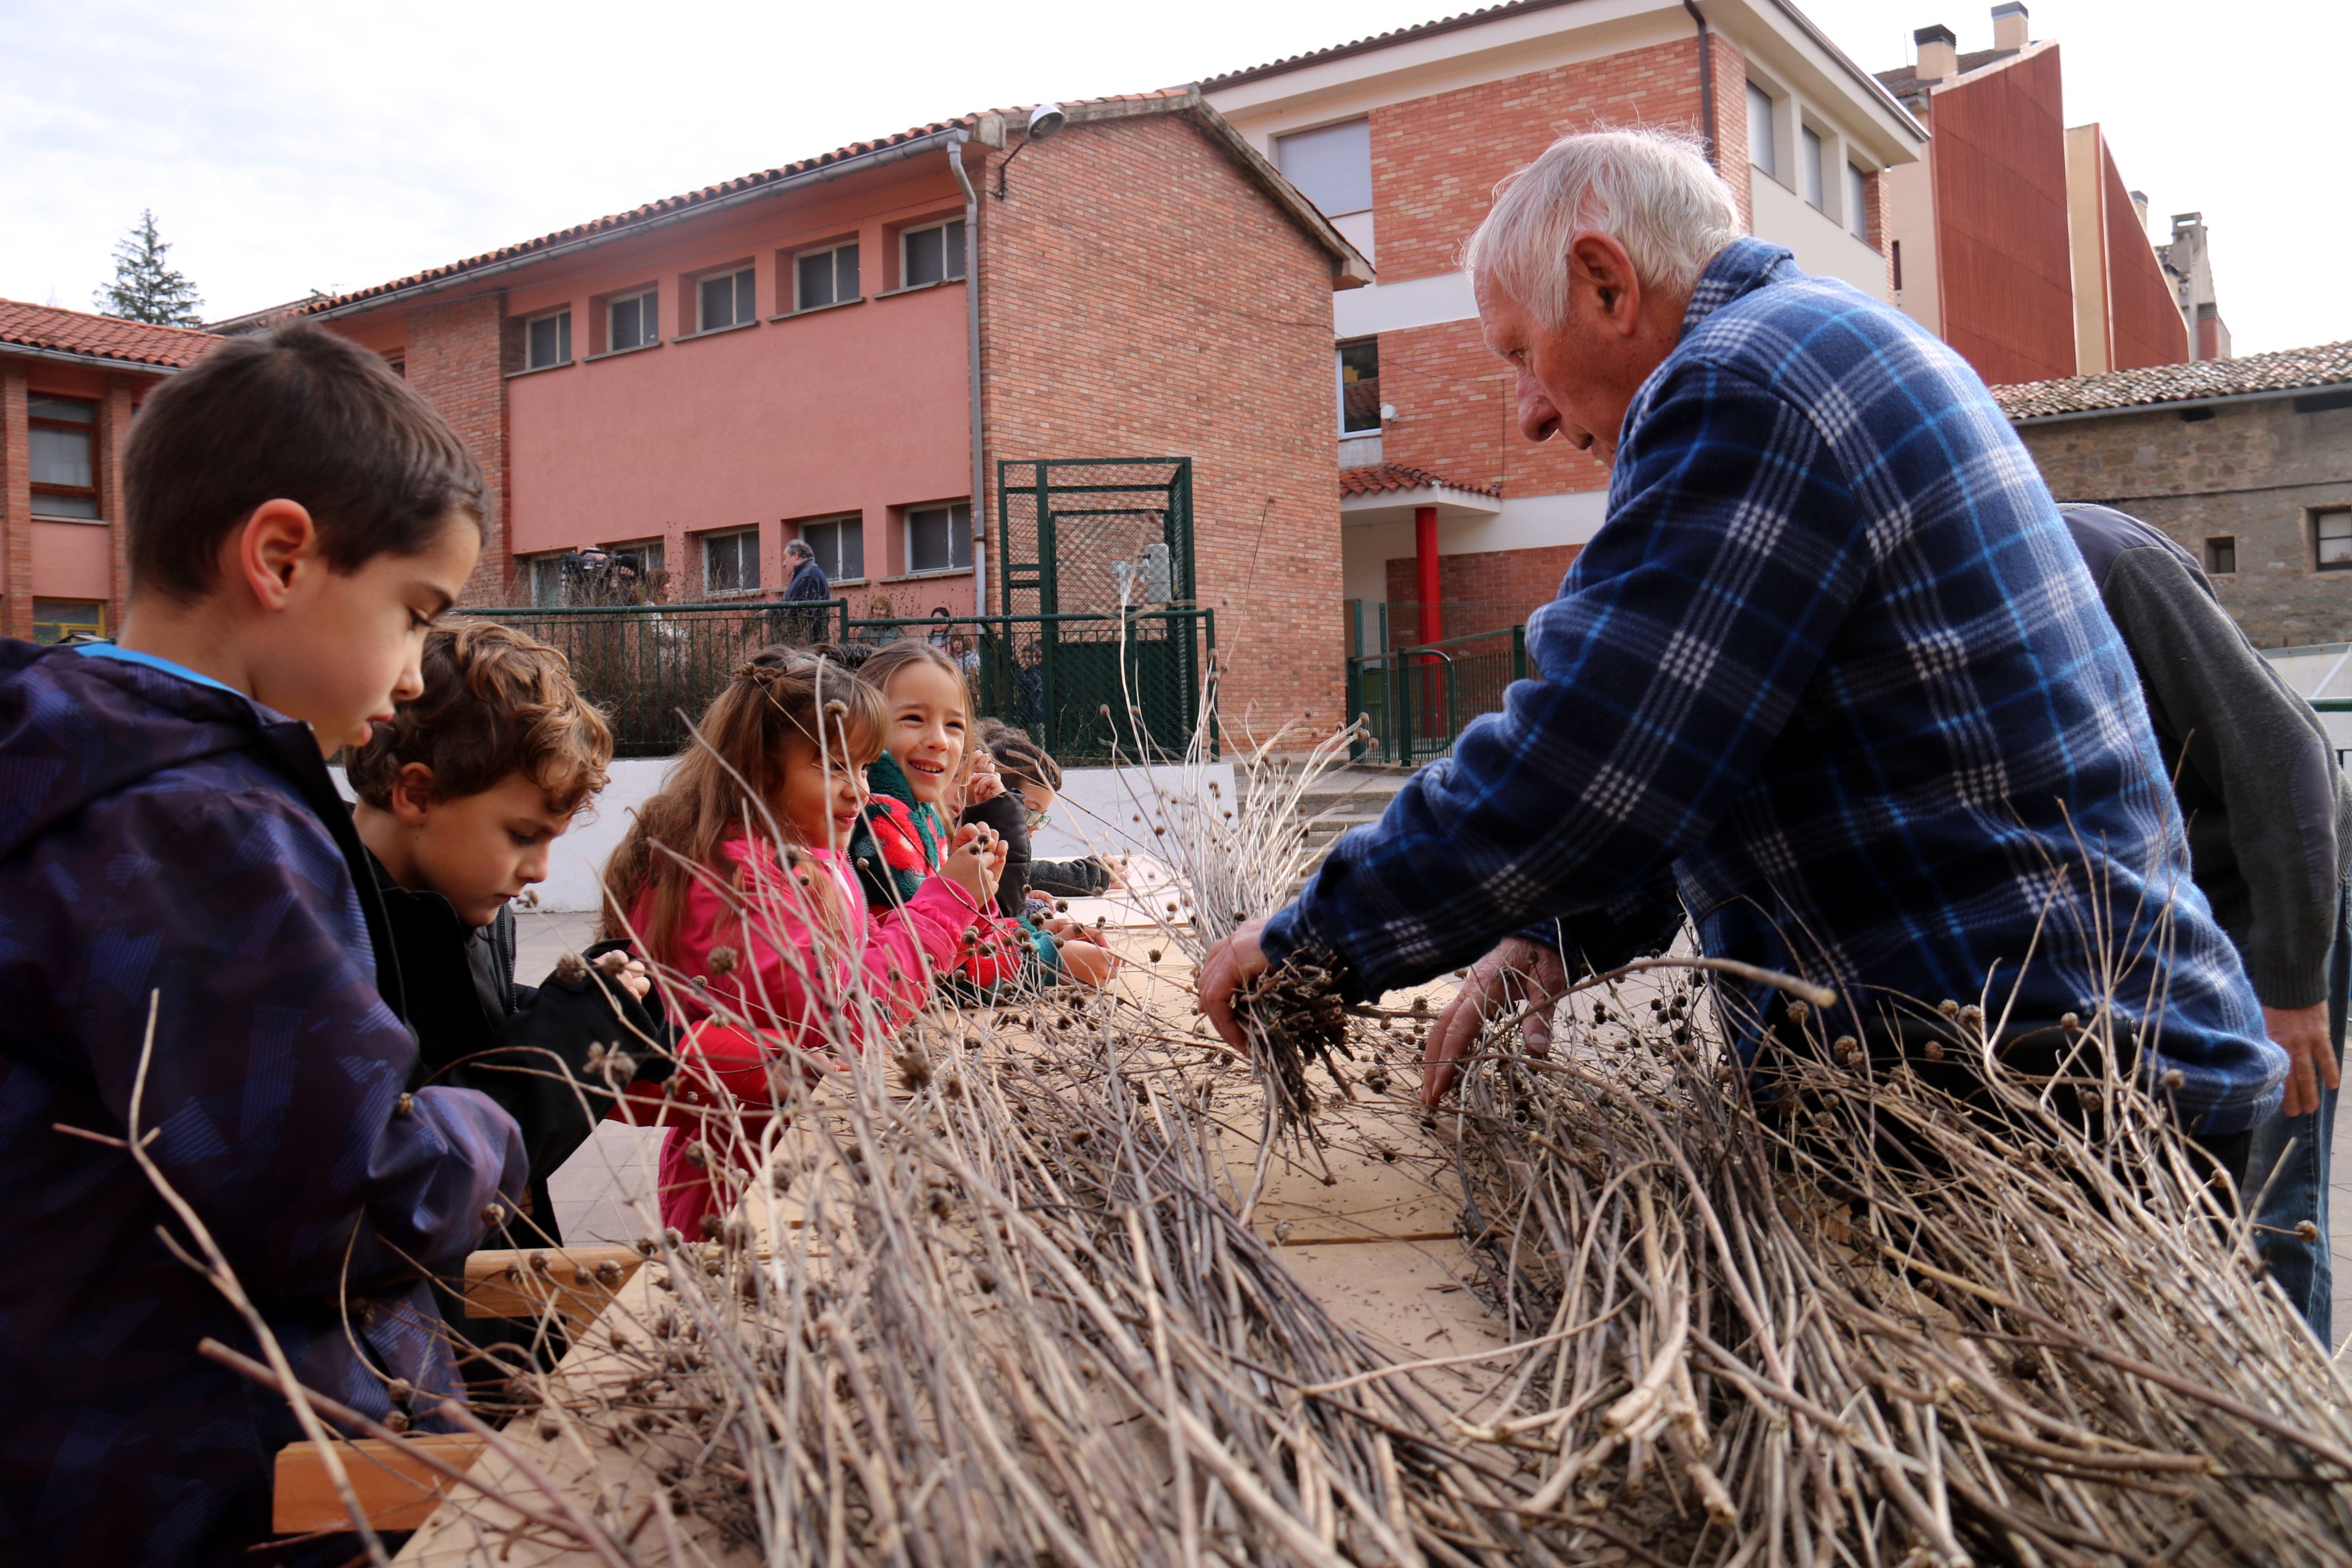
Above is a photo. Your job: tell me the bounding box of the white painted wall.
[338,759,1239,913]
[1747,172,1892,301]
[1342,491,1611,616]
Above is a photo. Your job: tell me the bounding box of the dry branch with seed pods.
[144,690,2352,1566]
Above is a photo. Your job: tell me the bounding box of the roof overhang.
[0,341,188,376]
[2007,380,2352,427]
[1341,484,1505,525]
[313,128,976,320]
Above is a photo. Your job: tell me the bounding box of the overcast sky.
[2,0,2338,355]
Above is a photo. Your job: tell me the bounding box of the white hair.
[1462,128,1744,325]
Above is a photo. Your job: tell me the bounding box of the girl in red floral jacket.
[600,646,1001,1235]
[846,641,1044,987]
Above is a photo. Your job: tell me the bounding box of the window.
[524,309,571,371]
[1747,82,1776,178]
[698,268,756,332]
[1846,164,1869,239]
[1337,337,1380,435]
[32,598,105,645]
[608,538,664,578]
[2318,510,2352,571]
[526,554,568,608]
[703,527,761,594]
[1892,239,1904,292]
[1801,126,1825,209]
[608,289,657,351]
[800,516,864,581]
[29,395,97,519]
[901,220,966,288]
[1275,117,1373,217]
[905,503,972,575]
[796,244,860,311]
[2205,536,2237,575]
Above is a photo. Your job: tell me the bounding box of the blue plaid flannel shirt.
[1264,238,2284,1133]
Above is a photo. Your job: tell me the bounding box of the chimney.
[1990,2,2029,51]
[1915,24,1959,81]
[2128,189,2150,229]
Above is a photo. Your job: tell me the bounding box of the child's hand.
[587,947,654,1001]
[963,752,1006,807]
[940,824,1001,908]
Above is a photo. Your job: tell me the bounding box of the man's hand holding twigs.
[2264,1001,2339,1119]
[1197,918,1270,1054]
[1426,937,1571,1107]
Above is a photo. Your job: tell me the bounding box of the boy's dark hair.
[348,622,614,815]
[124,319,487,601]
[978,718,1061,793]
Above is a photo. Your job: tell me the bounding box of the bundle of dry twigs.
[182,696,2352,1567]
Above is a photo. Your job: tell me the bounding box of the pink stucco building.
[302,91,1368,725]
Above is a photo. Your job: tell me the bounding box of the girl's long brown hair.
[598,646,882,957]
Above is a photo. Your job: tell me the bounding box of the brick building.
[1203,0,1926,659]
[1995,344,2352,647]
[303,92,1366,725]
[1875,5,2215,386]
[0,302,219,644]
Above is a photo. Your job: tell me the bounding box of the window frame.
[903,502,973,576]
[2204,535,2237,576]
[605,288,659,353]
[797,515,865,584]
[1336,337,1381,437]
[1746,81,1778,181]
[1800,124,1825,209]
[27,394,99,520]
[526,554,569,608]
[899,219,967,291]
[695,266,758,334]
[522,308,573,372]
[1845,163,1870,241]
[31,597,106,645]
[701,526,763,596]
[792,242,862,313]
[2316,509,2352,572]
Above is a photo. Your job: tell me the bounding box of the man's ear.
[1568,232,1643,337]
[389,761,438,827]
[227,499,322,611]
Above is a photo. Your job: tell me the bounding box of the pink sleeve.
[858,875,991,1024]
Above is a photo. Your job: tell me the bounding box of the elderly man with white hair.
[1201,128,2283,1176]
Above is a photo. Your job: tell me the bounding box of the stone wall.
[2016,394,2352,647]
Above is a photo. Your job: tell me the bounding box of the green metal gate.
[995,458,1204,759]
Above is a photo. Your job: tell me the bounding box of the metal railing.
[1346,625,1527,766]
[455,600,1214,763]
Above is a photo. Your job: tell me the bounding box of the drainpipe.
[948,135,988,614]
[1414,505,1441,644]
[1684,1,1718,168]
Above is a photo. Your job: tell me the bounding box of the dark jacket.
[782,557,830,602]
[1031,856,1115,899]
[961,792,1032,918]
[0,643,526,1566]
[367,854,670,1243]
[2062,504,2352,1008]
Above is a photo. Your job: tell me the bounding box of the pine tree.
[94,210,204,327]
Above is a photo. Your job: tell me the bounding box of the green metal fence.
[455,600,1214,764]
[1346,625,1527,766]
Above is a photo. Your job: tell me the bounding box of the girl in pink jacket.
[599,647,1001,1236]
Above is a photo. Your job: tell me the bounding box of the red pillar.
[1413,504,1441,645]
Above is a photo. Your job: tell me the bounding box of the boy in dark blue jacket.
[0,323,527,1564]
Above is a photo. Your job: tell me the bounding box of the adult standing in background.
[779,537,830,643]
[1197,128,2282,1176]
[2062,502,2351,1340]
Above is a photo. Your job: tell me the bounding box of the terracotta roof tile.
[1991,343,2352,421]
[306,91,1202,317]
[0,299,220,371]
[1339,463,1499,498]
